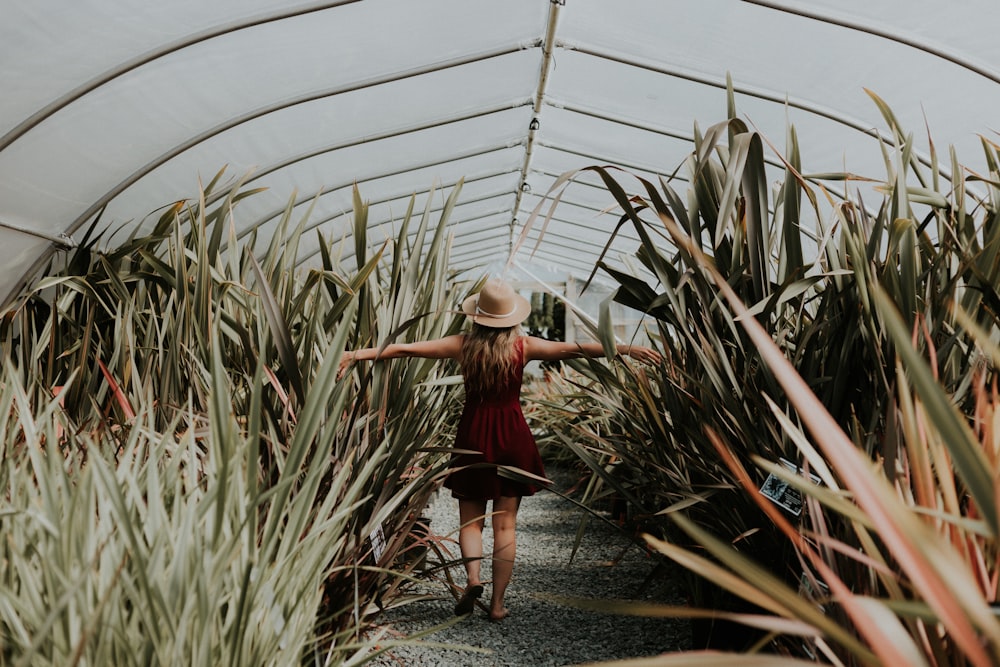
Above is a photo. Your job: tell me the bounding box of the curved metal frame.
[743,0,1000,85]
[3,0,986,306]
[0,1,363,152]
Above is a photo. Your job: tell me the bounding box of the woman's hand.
[625,345,662,365]
[337,351,355,379]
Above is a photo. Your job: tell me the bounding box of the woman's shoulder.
[519,334,540,359]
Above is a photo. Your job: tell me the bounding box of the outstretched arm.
[341,334,464,369]
[523,336,661,364]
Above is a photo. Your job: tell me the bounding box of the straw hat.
[461,278,531,328]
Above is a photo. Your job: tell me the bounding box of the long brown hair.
[460,324,522,395]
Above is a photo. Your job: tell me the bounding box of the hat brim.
[461,292,532,328]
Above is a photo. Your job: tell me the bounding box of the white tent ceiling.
[3,0,1000,305]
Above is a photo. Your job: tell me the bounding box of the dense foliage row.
[6,87,1000,666]
[532,91,1000,664]
[0,176,467,665]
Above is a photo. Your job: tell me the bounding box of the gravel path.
[364,469,690,666]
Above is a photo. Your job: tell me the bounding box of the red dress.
[444,337,547,500]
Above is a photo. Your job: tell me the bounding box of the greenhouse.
[3,0,1000,664]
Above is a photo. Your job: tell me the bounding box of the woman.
[340,278,660,621]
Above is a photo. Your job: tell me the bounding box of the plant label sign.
[369,523,387,562]
[759,458,821,516]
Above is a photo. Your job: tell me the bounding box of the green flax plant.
[534,92,1000,662]
[529,119,822,594]
[0,174,467,664]
[631,224,1000,665]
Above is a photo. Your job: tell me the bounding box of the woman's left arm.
[341,334,464,367]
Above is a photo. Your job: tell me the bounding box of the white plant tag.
[759,458,822,516]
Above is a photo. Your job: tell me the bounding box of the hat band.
[475,302,518,319]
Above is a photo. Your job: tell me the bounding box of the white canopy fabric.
[3,0,999,305]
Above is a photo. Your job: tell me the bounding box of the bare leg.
[489,496,521,621]
[458,499,487,588]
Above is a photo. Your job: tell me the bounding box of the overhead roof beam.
[64,42,540,242]
[445,226,509,247]
[567,42,900,145]
[0,0,364,152]
[517,229,634,258]
[331,235,511,275]
[239,176,522,267]
[3,0,494,306]
[530,166,692,196]
[520,214,642,244]
[510,249,604,275]
[221,99,534,200]
[299,207,513,265]
[356,204,512,240]
[548,100,694,144]
[566,40,961,189]
[462,222,639,267]
[0,219,76,248]
[457,237,635,280]
[532,141,846,214]
[328,212,510,257]
[536,108,789,175]
[742,0,1000,86]
[285,154,662,238]
[507,0,563,266]
[458,245,533,266]
[294,177,518,241]
[534,139,788,212]
[240,142,524,239]
[326,227,608,273]
[534,140,679,177]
